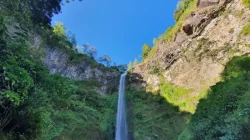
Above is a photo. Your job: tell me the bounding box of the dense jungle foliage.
[0,0,118,139]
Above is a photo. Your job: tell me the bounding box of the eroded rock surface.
[132,0,250,106]
[42,47,120,95]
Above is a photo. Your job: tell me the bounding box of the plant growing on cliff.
[142,44,152,60]
[158,0,198,42]
[174,0,197,22]
[242,0,250,7]
[180,56,250,139]
[128,61,133,70]
[159,83,195,113]
[229,28,235,33]
[241,22,250,36]
[133,58,139,66]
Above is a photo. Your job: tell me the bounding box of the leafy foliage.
[0,0,118,139]
[179,56,250,139]
[160,83,194,113]
[98,55,112,67]
[126,88,190,140]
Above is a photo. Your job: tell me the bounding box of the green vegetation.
[141,0,198,63]
[0,0,118,139]
[241,22,250,36]
[127,58,140,71]
[179,56,250,139]
[229,28,235,33]
[126,88,190,140]
[149,67,162,75]
[174,0,198,22]
[128,61,133,70]
[242,0,250,7]
[147,45,158,61]
[160,0,198,42]
[142,44,152,60]
[133,58,139,66]
[159,83,197,113]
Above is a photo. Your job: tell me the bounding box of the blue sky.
[52,0,179,65]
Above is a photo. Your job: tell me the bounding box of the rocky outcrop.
[183,0,231,37]
[132,0,250,106]
[198,0,220,7]
[42,47,120,95]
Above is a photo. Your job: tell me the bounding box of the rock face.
[42,47,120,95]
[29,35,120,95]
[132,0,250,104]
[198,0,220,7]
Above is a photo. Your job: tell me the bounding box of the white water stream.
[115,73,128,140]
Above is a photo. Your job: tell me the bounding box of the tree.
[117,64,128,73]
[28,0,63,26]
[142,44,152,59]
[71,34,77,49]
[98,55,112,67]
[53,22,66,37]
[128,61,133,70]
[88,46,97,59]
[82,43,90,54]
[28,0,83,26]
[133,58,139,66]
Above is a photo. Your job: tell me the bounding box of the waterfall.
[115,73,128,140]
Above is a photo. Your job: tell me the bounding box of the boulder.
[183,24,194,35]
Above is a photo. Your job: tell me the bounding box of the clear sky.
[52,0,179,65]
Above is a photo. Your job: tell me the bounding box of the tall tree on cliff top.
[98,55,112,67]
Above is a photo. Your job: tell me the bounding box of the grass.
[242,0,250,7]
[241,22,250,36]
[159,83,199,113]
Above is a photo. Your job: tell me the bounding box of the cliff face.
[42,47,120,95]
[28,35,120,95]
[132,0,250,112]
